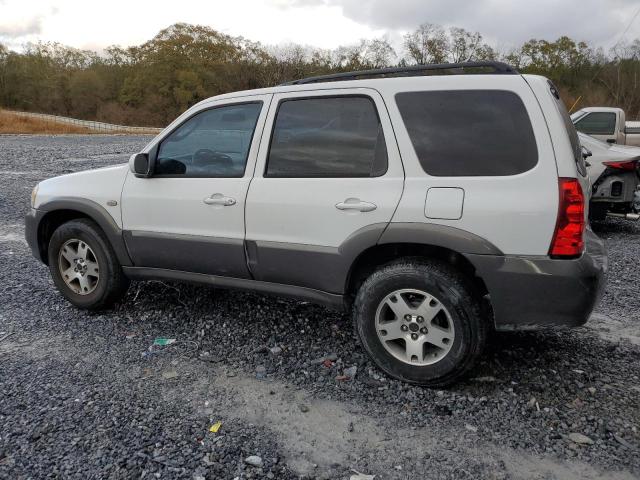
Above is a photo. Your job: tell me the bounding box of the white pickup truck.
[571,107,640,146]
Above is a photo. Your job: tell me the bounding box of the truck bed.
[625,122,640,146]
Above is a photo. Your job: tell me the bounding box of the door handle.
[335,198,377,212]
[203,194,236,206]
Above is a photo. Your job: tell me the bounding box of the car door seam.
[244,93,274,279]
[372,86,406,244]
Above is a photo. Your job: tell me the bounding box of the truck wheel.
[353,259,487,387]
[47,219,129,310]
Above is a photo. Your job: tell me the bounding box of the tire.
[353,258,487,387]
[47,218,129,310]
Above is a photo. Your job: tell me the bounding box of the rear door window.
[395,90,538,176]
[266,96,387,177]
[574,112,616,135]
[547,81,587,176]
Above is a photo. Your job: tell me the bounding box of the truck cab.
[572,107,640,147]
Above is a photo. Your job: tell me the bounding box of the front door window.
[155,102,263,177]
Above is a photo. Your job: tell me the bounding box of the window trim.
[394,89,539,177]
[263,94,389,179]
[574,112,617,136]
[151,100,264,179]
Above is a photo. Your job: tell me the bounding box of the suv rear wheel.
[47,219,129,310]
[353,259,487,387]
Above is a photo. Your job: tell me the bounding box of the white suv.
[26,62,607,386]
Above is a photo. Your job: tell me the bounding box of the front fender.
[35,164,129,227]
[30,198,132,266]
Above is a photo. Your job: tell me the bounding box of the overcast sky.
[1,0,639,54]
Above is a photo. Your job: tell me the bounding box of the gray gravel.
[0,135,639,480]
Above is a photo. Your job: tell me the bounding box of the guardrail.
[4,110,163,134]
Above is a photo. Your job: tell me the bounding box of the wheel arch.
[35,198,132,266]
[344,222,501,319]
[346,243,489,297]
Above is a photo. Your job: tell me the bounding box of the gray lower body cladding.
[26,206,607,329]
[466,229,607,330]
[123,230,251,279]
[24,208,41,260]
[122,266,344,309]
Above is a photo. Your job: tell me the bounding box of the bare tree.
[448,27,483,62]
[403,23,449,64]
[361,38,396,68]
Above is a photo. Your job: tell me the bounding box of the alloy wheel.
[57,238,100,295]
[375,288,455,365]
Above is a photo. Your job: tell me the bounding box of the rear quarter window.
[547,80,587,176]
[395,90,538,176]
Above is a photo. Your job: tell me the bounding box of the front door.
[121,95,271,278]
[245,89,404,293]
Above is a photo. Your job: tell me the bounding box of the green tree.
[1,22,639,125]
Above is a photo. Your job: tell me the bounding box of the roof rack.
[280,61,518,86]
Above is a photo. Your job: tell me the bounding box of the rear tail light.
[603,159,639,171]
[549,178,585,258]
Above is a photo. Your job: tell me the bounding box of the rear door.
[244,88,404,293]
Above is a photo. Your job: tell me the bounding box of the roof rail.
[280,61,519,86]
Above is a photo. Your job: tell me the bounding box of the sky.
[1,0,639,54]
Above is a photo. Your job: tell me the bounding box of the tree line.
[0,23,638,127]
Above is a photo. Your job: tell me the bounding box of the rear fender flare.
[378,223,503,255]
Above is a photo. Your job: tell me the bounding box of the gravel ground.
[0,135,639,480]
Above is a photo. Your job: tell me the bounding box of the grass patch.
[0,110,96,134]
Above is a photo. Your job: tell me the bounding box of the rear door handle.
[335,198,377,212]
[203,193,236,206]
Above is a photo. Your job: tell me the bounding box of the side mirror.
[581,146,592,160]
[129,153,151,177]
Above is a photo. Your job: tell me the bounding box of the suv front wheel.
[48,219,129,310]
[353,259,487,387]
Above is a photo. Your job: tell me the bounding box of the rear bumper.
[466,229,607,330]
[592,171,639,204]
